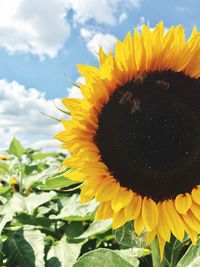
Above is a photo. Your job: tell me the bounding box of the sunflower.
[55,22,200,259]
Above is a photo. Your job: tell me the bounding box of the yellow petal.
[191,186,200,204]
[96,180,120,202]
[124,193,142,221]
[95,201,114,220]
[62,156,83,168]
[80,182,97,203]
[188,25,198,43]
[95,202,105,220]
[190,201,200,221]
[133,28,146,71]
[77,64,99,79]
[61,119,72,129]
[80,177,109,203]
[141,24,153,70]
[151,22,164,70]
[175,193,192,215]
[182,210,200,232]
[134,212,144,236]
[112,209,127,229]
[111,189,133,212]
[184,46,200,78]
[103,201,114,219]
[115,40,128,71]
[64,171,86,181]
[54,130,68,142]
[99,52,117,82]
[182,218,197,245]
[99,47,107,66]
[80,191,94,203]
[142,197,158,231]
[123,31,137,79]
[159,26,175,70]
[62,98,81,112]
[77,149,100,163]
[146,229,156,245]
[86,175,106,186]
[80,162,108,176]
[157,203,171,242]
[157,235,166,261]
[162,200,184,241]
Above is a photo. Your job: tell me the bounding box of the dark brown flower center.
[94,71,200,202]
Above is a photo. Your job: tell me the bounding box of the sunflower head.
[55,22,200,260]
[0,155,9,161]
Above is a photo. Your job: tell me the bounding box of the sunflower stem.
[151,238,165,267]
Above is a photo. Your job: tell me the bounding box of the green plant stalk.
[18,158,24,193]
[151,238,166,267]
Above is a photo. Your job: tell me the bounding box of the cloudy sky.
[0,0,199,151]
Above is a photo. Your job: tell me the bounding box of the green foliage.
[75,220,112,239]
[73,248,140,267]
[4,227,45,267]
[8,137,25,159]
[8,137,24,158]
[114,221,141,248]
[176,239,200,267]
[0,138,199,266]
[50,194,98,221]
[36,174,79,190]
[46,235,83,267]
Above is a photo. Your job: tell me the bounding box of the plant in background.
[0,138,150,267]
[55,22,200,266]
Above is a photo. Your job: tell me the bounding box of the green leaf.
[16,213,52,229]
[24,164,39,175]
[22,165,62,189]
[50,194,98,221]
[46,235,83,267]
[73,248,139,267]
[116,247,150,261]
[32,152,58,160]
[36,174,79,190]
[5,227,45,267]
[113,221,145,248]
[0,194,27,233]
[76,220,112,239]
[8,137,24,158]
[176,239,200,267]
[0,162,9,173]
[64,221,84,238]
[0,192,56,218]
[0,213,13,235]
[0,193,26,216]
[0,195,7,204]
[0,185,12,196]
[24,191,57,214]
[164,236,183,266]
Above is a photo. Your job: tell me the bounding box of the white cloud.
[32,139,62,151]
[0,79,65,150]
[80,28,94,40]
[119,12,128,24]
[0,0,70,59]
[0,0,142,58]
[80,28,117,59]
[66,0,141,26]
[67,77,84,98]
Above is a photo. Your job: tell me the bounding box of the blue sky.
[0,0,199,150]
